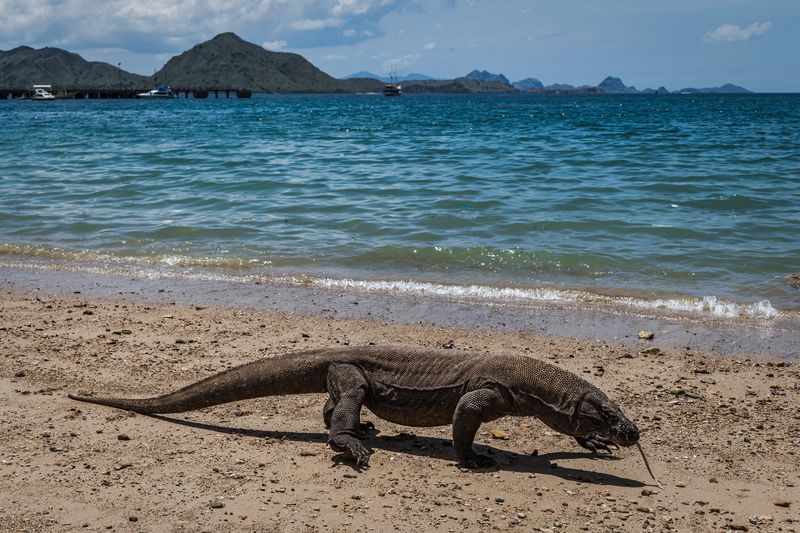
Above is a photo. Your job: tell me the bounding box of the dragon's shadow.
[150,414,646,487]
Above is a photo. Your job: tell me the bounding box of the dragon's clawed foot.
[330,435,372,466]
[460,453,497,469]
[575,434,619,455]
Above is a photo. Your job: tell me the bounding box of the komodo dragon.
[69,346,641,469]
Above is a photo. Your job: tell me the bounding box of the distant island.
[595,76,750,95]
[342,71,435,83]
[0,32,752,95]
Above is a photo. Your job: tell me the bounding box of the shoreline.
[0,283,797,531]
[1,260,798,360]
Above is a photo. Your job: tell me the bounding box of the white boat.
[136,85,177,98]
[32,85,55,100]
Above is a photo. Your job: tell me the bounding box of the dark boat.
[383,83,402,97]
[383,68,402,96]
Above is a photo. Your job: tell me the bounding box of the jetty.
[0,87,252,100]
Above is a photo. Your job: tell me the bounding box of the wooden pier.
[0,87,252,100]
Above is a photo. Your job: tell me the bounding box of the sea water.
[1,94,798,320]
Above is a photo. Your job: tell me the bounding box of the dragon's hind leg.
[323,396,375,434]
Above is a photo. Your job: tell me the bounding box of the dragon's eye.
[599,404,616,418]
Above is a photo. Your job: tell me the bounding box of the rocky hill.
[403,77,518,93]
[339,77,385,93]
[512,77,544,90]
[598,76,639,94]
[154,33,346,92]
[676,83,751,94]
[0,46,148,88]
[465,70,510,85]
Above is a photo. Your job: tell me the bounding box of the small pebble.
[773,499,791,508]
[117,434,130,441]
[638,330,655,340]
[209,501,224,509]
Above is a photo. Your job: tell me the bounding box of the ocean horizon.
[1,93,798,323]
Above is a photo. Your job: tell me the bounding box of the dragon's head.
[574,392,639,446]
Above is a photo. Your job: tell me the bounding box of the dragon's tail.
[68,351,329,414]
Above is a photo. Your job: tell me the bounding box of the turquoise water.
[1,94,798,318]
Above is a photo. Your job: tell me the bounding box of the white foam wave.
[0,257,783,321]
[312,278,781,320]
[314,278,577,303]
[621,295,780,319]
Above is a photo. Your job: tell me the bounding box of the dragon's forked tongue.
[636,441,664,488]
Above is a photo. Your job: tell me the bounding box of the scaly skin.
[69,346,640,468]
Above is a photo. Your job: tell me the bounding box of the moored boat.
[136,85,177,98]
[31,85,55,100]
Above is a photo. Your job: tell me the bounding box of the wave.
[311,277,781,320]
[315,277,578,303]
[0,247,784,321]
[617,295,779,319]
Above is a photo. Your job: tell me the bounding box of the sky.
[1,0,797,92]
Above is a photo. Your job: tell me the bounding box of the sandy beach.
[0,283,797,533]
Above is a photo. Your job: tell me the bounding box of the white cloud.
[0,0,283,52]
[382,52,420,73]
[291,18,343,31]
[0,0,403,54]
[703,21,771,43]
[262,39,287,50]
[423,41,436,50]
[333,0,394,17]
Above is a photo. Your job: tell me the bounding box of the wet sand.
[0,284,797,532]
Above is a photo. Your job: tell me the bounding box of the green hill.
[153,33,347,92]
[0,46,148,89]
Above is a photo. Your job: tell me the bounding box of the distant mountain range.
[0,34,753,94]
[596,76,750,94]
[403,77,517,94]
[342,71,434,83]
[467,70,749,94]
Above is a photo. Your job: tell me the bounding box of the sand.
[0,288,797,532]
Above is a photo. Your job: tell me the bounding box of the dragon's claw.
[460,453,497,469]
[575,434,619,455]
